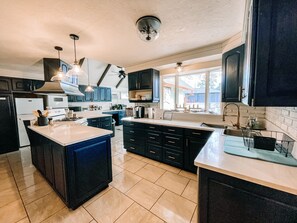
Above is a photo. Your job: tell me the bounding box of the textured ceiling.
[0,0,245,74]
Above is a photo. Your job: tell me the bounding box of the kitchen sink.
[201,122,228,129]
[223,129,242,137]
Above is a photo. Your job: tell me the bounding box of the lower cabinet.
[28,130,112,209]
[199,168,297,223]
[87,116,112,131]
[123,121,213,172]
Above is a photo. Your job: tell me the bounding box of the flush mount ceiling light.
[176,62,183,73]
[66,34,86,77]
[50,46,65,81]
[136,15,161,42]
[85,58,94,92]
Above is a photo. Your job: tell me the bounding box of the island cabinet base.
[29,130,112,209]
[198,168,297,223]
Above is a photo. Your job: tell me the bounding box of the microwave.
[45,95,68,109]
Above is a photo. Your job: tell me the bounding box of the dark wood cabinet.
[43,58,70,82]
[222,44,245,102]
[199,168,297,223]
[128,69,160,102]
[243,0,297,106]
[28,130,112,209]
[0,77,11,93]
[11,78,45,92]
[184,129,212,173]
[99,87,112,102]
[123,122,146,155]
[76,85,86,102]
[68,86,111,102]
[0,94,18,154]
[87,116,112,131]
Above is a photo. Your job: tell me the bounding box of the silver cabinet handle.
[168,141,175,144]
[149,150,156,154]
[192,132,201,135]
[130,130,134,133]
[168,156,175,160]
[0,97,6,100]
[166,136,179,140]
[130,139,135,141]
[168,129,175,132]
[238,86,242,101]
[186,138,189,147]
[149,126,155,129]
[130,147,135,150]
[149,137,155,139]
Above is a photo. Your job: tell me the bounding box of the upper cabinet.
[128,68,160,102]
[0,77,11,93]
[43,58,70,82]
[68,86,112,103]
[222,44,245,102]
[243,0,297,106]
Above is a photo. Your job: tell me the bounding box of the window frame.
[161,67,222,113]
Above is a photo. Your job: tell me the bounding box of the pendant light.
[50,46,65,81]
[85,58,94,92]
[66,34,86,77]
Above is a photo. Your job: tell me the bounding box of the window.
[162,68,222,114]
[162,76,175,110]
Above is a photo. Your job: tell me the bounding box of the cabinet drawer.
[88,118,99,124]
[147,132,162,144]
[124,134,145,146]
[163,134,183,150]
[146,144,162,161]
[123,126,146,136]
[185,129,213,139]
[163,126,183,135]
[123,121,144,128]
[163,148,183,168]
[100,116,112,122]
[146,124,162,132]
[124,142,145,155]
[101,120,111,130]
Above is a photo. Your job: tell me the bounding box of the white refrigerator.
[15,98,44,147]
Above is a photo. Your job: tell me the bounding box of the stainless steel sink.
[223,129,242,137]
[201,122,227,129]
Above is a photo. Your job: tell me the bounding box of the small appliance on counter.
[147,107,154,119]
[133,106,145,118]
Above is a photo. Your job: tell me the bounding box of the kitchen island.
[28,122,113,209]
[195,130,297,223]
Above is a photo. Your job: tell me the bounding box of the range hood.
[35,81,84,96]
[34,58,84,96]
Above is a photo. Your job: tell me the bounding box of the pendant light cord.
[73,38,77,63]
[87,58,90,85]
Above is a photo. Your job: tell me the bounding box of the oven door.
[46,95,68,109]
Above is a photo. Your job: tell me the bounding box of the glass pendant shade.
[85,85,94,92]
[51,46,65,82]
[176,62,183,73]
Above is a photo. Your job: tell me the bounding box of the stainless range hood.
[34,80,84,96]
[34,58,84,96]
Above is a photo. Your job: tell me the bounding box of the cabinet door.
[0,94,18,154]
[152,69,160,102]
[43,139,54,185]
[85,91,94,102]
[93,87,99,101]
[222,44,245,102]
[76,85,85,102]
[139,69,153,89]
[99,87,106,101]
[128,72,138,90]
[32,80,44,91]
[105,88,111,101]
[66,137,112,208]
[11,78,33,92]
[68,95,76,102]
[0,77,11,92]
[244,0,297,106]
[184,137,206,173]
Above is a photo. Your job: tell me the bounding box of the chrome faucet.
[222,103,240,129]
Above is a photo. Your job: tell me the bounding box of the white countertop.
[123,117,297,195]
[194,130,297,195]
[75,111,112,119]
[121,117,214,131]
[28,123,112,146]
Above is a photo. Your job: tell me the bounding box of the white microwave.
[45,95,68,109]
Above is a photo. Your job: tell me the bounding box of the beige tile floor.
[0,127,198,223]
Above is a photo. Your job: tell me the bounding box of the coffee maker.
[133,106,145,118]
